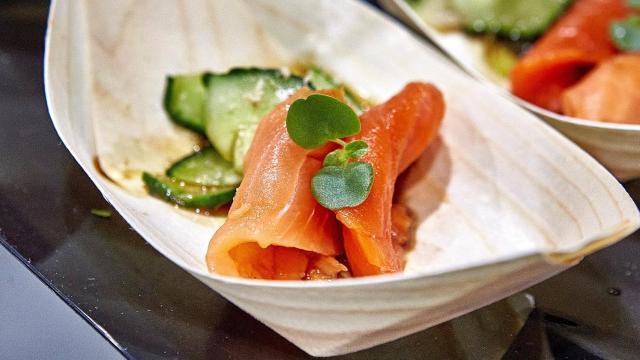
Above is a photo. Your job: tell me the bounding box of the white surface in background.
[0,245,123,360]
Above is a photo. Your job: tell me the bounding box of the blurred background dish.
[380,0,640,180]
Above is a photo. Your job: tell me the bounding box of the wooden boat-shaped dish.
[45,0,639,356]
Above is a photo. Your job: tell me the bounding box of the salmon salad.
[142,66,445,279]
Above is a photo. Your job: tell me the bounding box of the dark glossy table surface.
[1,1,639,359]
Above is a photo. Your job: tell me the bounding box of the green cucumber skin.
[163,75,208,134]
[163,66,365,184]
[204,68,304,162]
[306,66,337,90]
[142,172,235,209]
[306,66,366,113]
[232,123,258,174]
[452,0,572,40]
[166,147,241,187]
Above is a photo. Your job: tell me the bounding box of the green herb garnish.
[627,0,640,8]
[610,16,640,51]
[312,162,373,210]
[91,208,112,218]
[286,94,360,149]
[286,94,373,210]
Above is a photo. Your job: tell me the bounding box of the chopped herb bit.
[628,0,640,8]
[344,140,368,159]
[91,208,112,218]
[324,148,349,167]
[323,140,368,167]
[610,16,640,51]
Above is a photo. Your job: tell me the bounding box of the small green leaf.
[610,16,640,51]
[286,94,360,149]
[345,140,369,159]
[628,0,640,8]
[91,208,112,218]
[323,149,348,167]
[311,162,373,210]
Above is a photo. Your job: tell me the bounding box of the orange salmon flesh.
[206,83,445,279]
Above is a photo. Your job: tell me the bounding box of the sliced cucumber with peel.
[164,74,208,134]
[306,66,367,113]
[451,0,571,40]
[142,172,235,209]
[232,123,258,174]
[306,66,338,90]
[166,147,241,187]
[150,66,367,208]
[204,68,304,163]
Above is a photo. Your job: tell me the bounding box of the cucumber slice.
[452,0,571,40]
[164,74,208,134]
[232,123,258,174]
[406,0,464,31]
[204,68,304,162]
[484,39,519,77]
[306,66,367,113]
[142,172,235,209]
[306,66,338,90]
[166,147,241,187]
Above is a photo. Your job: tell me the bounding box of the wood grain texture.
[45,0,640,356]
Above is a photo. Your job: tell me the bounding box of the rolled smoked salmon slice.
[206,88,346,280]
[510,0,630,113]
[336,82,445,276]
[561,54,640,124]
